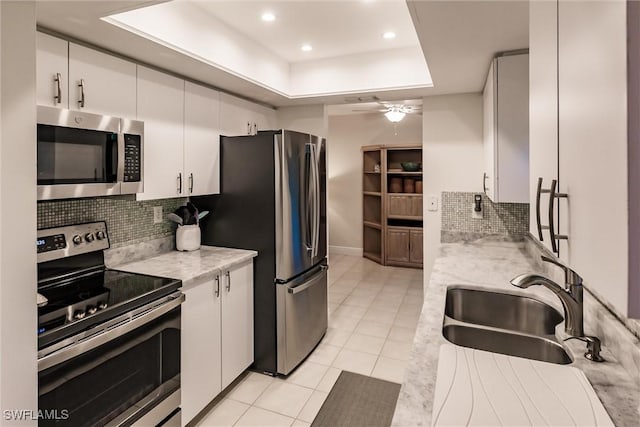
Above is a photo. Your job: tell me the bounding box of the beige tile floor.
[195,254,424,427]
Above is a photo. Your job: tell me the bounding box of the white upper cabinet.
[184,82,220,196]
[557,0,628,312]
[482,53,530,203]
[529,0,559,255]
[69,43,136,118]
[220,92,277,136]
[36,33,68,109]
[137,66,185,200]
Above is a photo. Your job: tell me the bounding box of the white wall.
[422,94,484,278]
[290,46,431,97]
[277,104,327,138]
[0,1,37,423]
[327,112,422,253]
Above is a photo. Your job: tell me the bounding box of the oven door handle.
[38,292,184,372]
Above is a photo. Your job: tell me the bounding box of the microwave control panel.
[123,134,141,182]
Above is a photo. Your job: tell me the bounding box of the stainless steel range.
[37,221,183,427]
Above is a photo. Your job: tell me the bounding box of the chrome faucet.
[511,256,604,362]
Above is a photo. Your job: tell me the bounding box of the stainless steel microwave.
[37,106,143,200]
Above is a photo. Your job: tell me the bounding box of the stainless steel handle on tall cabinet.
[548,179,568,254]
[54,73,62,104]
[177,173,182,194]
[78,79,85,108]
[214,274,220,297]
[225,271,231,291]
[483,172,488,194]
[536,177,551,241]
[189,173,194,194]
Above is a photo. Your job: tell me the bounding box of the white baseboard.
[329,245,363,256]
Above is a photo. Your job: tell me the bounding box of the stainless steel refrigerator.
[193,130,327,375]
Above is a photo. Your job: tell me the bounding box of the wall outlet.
[153,206,163,224]
[427,195,439,212]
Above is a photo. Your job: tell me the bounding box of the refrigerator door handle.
[307,143,317,259]
[313,143,321,258]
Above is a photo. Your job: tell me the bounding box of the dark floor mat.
[311,371,401,427]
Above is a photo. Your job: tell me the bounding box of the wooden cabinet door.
[181,276,222,425]
[136,66,185,200]
[221,261,254,389]
[409,230,423,265]
[36,33,68,108]
[68,43,136,117]
[184,81,220,196]
[386,228,410,263]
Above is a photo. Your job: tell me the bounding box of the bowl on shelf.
[400,162,421,172]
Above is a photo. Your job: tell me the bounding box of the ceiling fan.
[350,100,422,123]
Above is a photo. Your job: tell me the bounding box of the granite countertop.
[392,241,640,427]
[113,246,257,288]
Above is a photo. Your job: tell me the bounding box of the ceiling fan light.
[385,109,406,122]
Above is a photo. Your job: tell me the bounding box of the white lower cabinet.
[221,261,254,389]
[181,261,254,425]
[181,274,222,424]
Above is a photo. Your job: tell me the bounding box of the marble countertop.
[113,246,257,288]
[392,241,640,427]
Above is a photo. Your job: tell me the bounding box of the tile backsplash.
[441,191,529,242]
[38,196,187,248]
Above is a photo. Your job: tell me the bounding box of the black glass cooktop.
[38,269,181,349]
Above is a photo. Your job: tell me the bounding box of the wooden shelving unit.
[362,144,423,268]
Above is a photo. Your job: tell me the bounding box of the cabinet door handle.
[214,275,220,298]
[54,73,62,104]
[189,173,194,194]
[483,172,488,194]
[536,177,551,241]
[253,123,258,135]
[177,172,182,194]
[247,122,251,135]
[78,79,85,108]
[548,179,568,254]
[225,271,231,292]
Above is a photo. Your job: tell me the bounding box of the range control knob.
[86,305,97,315]
[72,235,83,245]
[96,231,106,240]
[97,301,108,310]
[85,233,95,242]
[73,310,86,320]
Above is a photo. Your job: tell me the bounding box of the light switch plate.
[153,206,163,224]
[428,195,438,212]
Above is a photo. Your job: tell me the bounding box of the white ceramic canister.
[176,224,201,251]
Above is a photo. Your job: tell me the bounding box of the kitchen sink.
[442,324,573,364]
[442,286,572,365]
[445,286,564,335]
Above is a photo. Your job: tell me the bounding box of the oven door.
[38,293,183,427]
[37,106,121,200]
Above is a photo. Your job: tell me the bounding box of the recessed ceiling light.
[383,31,396,40]
[261,12,276,22]
[301,44,312,52]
